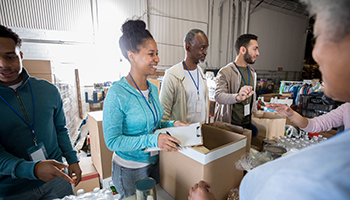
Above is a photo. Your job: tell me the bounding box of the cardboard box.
[23,60,52,74]
[23,60,54,83]
[160,124,247,200]
[320,129,337,138]
[251,111,286,150]
[282,92,293,97]
[88,111,113,179]
[148,78,161,92]
[74,157,100,195]
[148,71,165,79]
[208,121,251,152]
[28,73,54,83]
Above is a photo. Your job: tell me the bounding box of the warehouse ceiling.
[251,0,308,16]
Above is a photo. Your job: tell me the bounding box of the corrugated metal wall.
[0,0,309,74]
[249,1,308,72]
[148,0,209,69]
[0,0,93,32]
[0,0,310,136]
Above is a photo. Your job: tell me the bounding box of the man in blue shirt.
[0,25,81,199]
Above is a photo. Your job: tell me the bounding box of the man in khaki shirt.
[214,34,259,136]
[160,29,209,124]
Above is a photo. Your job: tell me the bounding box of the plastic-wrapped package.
[235,149,273,172]
[54,187,120,200]
[227,188,239,200]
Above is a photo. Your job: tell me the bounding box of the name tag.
[196,100,202,113]
[150,151,159,157]
[244,104,250,116]
[27,142,48,161]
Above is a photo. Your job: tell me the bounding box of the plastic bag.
[227,188,239,200]
[235,149,273,172]
[54,187,119,200]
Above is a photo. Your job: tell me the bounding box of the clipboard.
[146,122,203,152]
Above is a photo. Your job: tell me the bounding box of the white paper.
[146,122,202,152]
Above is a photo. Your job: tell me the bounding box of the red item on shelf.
[308,132,320,139]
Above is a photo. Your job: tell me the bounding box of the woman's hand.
[158,133,182,152]
[157,121,188,151]
[266,103,308,128]
[265,104,294,118]
[173,120,189,127]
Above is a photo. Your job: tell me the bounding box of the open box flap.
[179,138,246,165]
[179,125,247,165]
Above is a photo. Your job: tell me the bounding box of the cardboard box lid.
[180,140,246,165]
[208,121,251,135]
[179,125,246,165]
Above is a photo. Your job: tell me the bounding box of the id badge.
[196,100,201,113]
[150,151,159,157]
[244,104,250,116]
[27,142,48,161]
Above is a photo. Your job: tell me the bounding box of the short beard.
[244,52,255,64]
[198,56,206,64]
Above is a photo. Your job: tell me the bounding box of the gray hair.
[184,29,207,47]
[300,0,350,41]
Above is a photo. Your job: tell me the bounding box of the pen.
[166,131,181,148]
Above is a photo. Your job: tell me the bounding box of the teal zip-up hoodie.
[0,69,79,197]
[103,77,174,164]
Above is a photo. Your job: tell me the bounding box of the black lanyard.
[0,81,37,146]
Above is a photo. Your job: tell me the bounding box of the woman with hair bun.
[103,19,188,199]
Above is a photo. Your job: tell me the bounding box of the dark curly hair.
[119,19,153,61]
[0,25,22,48]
